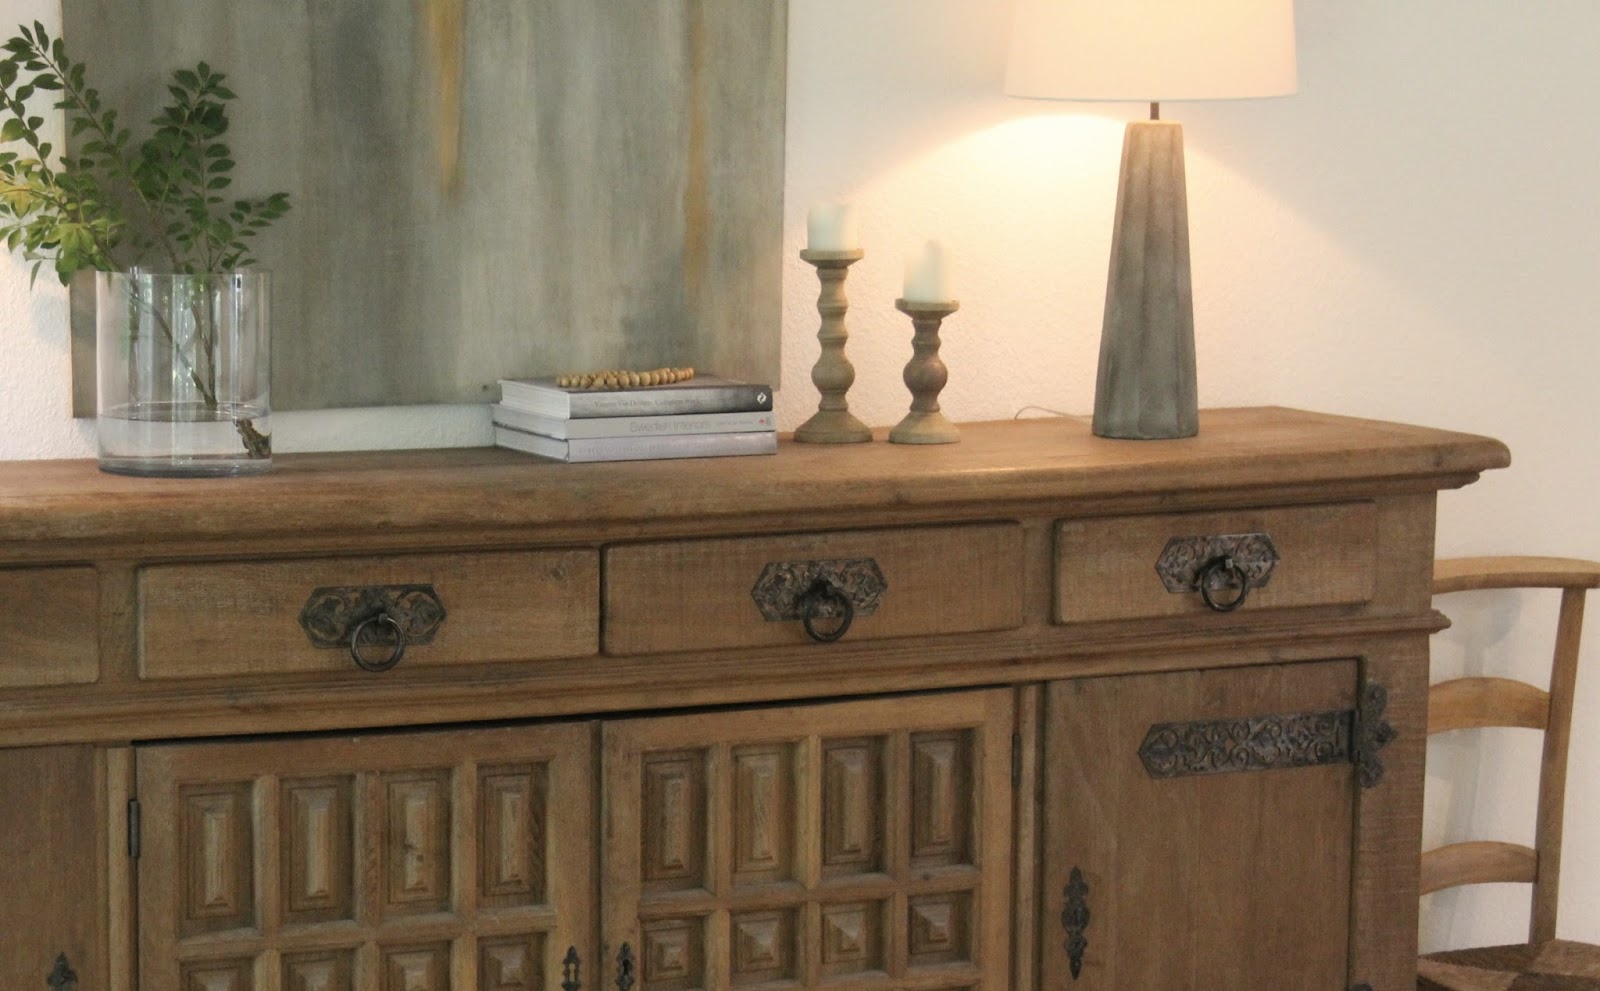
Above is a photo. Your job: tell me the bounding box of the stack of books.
[493,374,777,462]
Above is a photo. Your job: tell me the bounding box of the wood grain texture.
[1420,841,1537,895]
[601,690,1013,991]
[1429,677,1550,733]
[62,0,786,412]
[1054,501,1377,623]
[0,746,104,991]
[1434,556,1600,594]
[0,410,1507,553]
[0,410,1511,991]
[1042,661,1358,989]
[604,524,1023,654]
[137,721,594,991]
[0,566,98,687]
[138,549,598,679]
[1419,939,1600,989]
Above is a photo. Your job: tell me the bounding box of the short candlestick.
[795,248,872,444]
[889,298,960,445]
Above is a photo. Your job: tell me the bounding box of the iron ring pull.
[349,610,407,671]
[798,578,855,643]
[1196,554,1251,612]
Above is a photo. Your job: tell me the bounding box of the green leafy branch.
[0,20,290,285]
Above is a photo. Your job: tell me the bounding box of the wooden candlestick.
[795,248,872,444]
[890,298,960,445]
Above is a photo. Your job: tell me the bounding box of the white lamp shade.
[1005,0,1298,103]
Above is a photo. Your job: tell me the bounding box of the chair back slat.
[1428,677,1549,734]
[1433,556,1600,595]
[1428,557,1598,944]
[1420,840,1537,895]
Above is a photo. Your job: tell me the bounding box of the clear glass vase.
[95,271,272,477]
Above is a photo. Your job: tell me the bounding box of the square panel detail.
[641,751,709,893]
[819,901,887,978]
[280,776,355,926]
[907,891,973,968]
[731,744,796,886]
[479,933,547,991]
[642,917,707,991]
[181,957,254,991]
[821,738,884,878]
[909,731,973,868]
[382,941,453,991]
[283,949,354,991]
[381,771,454,916]
[730,909,798,986]
[478,763,549,908]
[178,782,256,937]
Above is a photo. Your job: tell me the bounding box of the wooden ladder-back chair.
[1419,556,1600,989]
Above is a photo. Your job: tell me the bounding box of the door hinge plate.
[127,797,141,860]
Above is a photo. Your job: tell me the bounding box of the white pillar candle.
[903,239,953,303]
[806,202,859,251]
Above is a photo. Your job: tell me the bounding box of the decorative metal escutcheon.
[1062,867,1090,980]
[47,954,78,991]
[751,558,887,642]
[1156,532,1280,611]
[299,584,447,671]
[1138,682,1395,788]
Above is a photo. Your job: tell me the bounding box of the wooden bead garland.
[555,367,695,390]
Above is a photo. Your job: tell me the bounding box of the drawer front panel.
[0,566,98,687]
[139,550,598,680]
[604,524,1025,655]
[1055,502,1377,624]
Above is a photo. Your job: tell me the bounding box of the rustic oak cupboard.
[0,410,1508,991]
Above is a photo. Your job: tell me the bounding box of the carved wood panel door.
[136,722,595,991]
[600,689,1014,991]
[1041,661,1361,990]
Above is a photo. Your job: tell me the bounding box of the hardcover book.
[491,404,775,440]
[498,375,773,419]
[493,425,778,463]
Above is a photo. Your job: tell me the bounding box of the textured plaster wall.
[0,0,1597,952]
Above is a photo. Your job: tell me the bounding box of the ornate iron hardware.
[47,954,77,991]
[614,943,636,991]
[561,946,582,991]
[750,558,886,643]
[1062,867,1090,980]
[1156,533,1279,612]
[1138,681,1395,788]
[1353,683,1397,789]
[299,584,446,672]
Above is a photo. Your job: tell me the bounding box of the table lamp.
[1005,0,1297,439]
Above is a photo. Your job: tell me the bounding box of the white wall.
[2,0,1597,953]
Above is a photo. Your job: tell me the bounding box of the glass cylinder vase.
[95,271,272,477]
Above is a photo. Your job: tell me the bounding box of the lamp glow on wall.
[1006,0,1297,439]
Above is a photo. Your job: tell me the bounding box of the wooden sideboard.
[0,409,1509,991]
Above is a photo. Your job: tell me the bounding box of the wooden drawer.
[138,550,598,680]
[1055,502,1377,623]
[0,566,98,687]
[603,523,1025,654]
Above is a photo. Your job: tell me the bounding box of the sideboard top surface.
[0,407,1509,551]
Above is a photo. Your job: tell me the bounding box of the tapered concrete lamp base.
[1091,119,1199,440]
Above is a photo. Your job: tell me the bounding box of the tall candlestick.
[806,203,859,251]
[902,239,953,303]
[889,298,960,445]
[795,248,872,444]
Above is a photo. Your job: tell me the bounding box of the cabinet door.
[602,690,1014,991]
[137,722,595,991]
[1042,662,1359,990]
